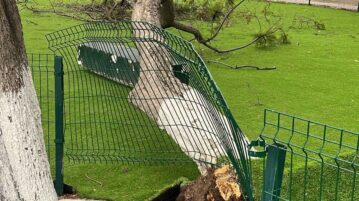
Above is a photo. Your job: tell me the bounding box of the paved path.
[60,199,104,201]
[268,0,359,11]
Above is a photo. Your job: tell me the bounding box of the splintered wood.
[213,165,242,201]
[177,165,244,201]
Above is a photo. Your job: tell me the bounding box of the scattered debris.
[208,60,277,71]
[85,173,103,187]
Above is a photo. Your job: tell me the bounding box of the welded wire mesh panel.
[251,109,359,201]
[46,21,252,198]
[28,53,56,170]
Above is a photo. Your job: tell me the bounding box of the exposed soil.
[152,183,182,201]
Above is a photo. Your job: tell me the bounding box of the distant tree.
[0,0,57,200]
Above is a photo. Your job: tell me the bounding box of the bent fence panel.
[45,21,253,199]
[28,39,359,200]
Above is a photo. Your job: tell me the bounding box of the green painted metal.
[45,21,253,200]
[248,140,267,158]
[262,143,287,201]
[172,64,190,85]
[54,56,64,196]
[250,109,359,201]
[78,44,190,86]
[27,53,359,200]
[78,44,140,87]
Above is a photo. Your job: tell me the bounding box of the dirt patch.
[151,183,182,201]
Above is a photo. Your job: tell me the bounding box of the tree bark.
[129,0,249,175]
[0,0,58,200]
[130,0,187,120]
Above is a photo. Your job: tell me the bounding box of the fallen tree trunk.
[130,0,187,120]
[129,0,250,175]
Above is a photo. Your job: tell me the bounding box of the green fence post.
[262,143,287,201]
[54,56,64,196]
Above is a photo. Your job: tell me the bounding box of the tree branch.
[172,0,245,44]
[21,1,100,22]
[207,60,276,70]
[85,173,103,187]
[205,0,245,43]
[172,21,206,42]
[201,36,263,53]
[172,20,277,53]
[171,0,280,53]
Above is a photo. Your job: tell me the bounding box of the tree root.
[177,165,244,201]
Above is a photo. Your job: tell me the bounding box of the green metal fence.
[45,21,253,199]
[250,109,359,201]
[28,22,358,201]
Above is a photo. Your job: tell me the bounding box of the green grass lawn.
[175,2,359,140]
[21,0,359,200]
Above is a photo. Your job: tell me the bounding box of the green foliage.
[175,0,234,21]
[255,28,291,48]
[229,2,292,48]
[290,15,326,30]
[255,31,279,48]
[237,10,258,24]
[278,31,290,44]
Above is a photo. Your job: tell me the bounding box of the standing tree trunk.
[0,1,58,200]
